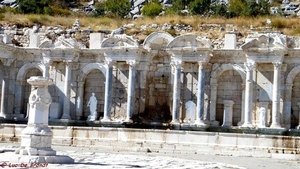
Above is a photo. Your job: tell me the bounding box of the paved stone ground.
[0,143,299,169]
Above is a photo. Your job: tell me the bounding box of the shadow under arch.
[15,62,45,116]
[210,63,246,126]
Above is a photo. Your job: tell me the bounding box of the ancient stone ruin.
[0,24,300,131]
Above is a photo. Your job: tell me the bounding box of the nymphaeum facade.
[1,30,300,129]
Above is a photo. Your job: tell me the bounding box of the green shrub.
[16,0,52,14]
[92,3,105,17]
[142,0,163,17]
[188,0,211,15]
[50,6,71,16]
[0,13,5,20]
[104,0,131,18]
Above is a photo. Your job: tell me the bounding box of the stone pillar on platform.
[271,62,282,128]
[0,58,14,118]
[17,76,74,163]
[242,62,256,128]
[195,61,207,126]
[125,60,136,123]
[102,59,113,122]
[222,100,235,127]
[170,60,182,124]
[61,61,72,119]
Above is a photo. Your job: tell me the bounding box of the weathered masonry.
[1,30,300,130]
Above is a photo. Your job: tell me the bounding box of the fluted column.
[0,59,14,118]
[102,59,113,122]
[195,61,207,125]
[170,60,182,124]
[271,62,282,128]
[125,60,136,122]
[242,62,256,128]
[76,82,84,120]
[61,61,72,119]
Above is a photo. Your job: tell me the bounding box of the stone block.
[49,102,62,119]
[29,33,40,47]
[89,33,103,49]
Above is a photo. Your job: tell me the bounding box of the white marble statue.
[87,93,97,121]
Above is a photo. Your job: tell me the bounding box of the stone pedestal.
[222,100,234,127]
[18,76,74,164]
[258,102,269,128]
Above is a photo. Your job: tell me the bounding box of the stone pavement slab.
[0,143,299,169]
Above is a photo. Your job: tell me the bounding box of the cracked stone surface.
[0,143,299,169]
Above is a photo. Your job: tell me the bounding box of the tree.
[16,0,52,14]
[142,0,163,17]
[103,0,131,18]
[227,0,247,17]
[188,0,211,15]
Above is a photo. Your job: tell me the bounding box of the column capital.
[223,100,234,107]
[198,61,208,69]
[126,60,137,67]
[104,58,114,67]
[0,58,14,67]
[297,102,300,108]
[42,57,53,66]
[210,83,218,89]
[272,62,282,69]
[244,62,256,71]
[170,60,182,69]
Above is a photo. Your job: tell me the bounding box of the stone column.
[209,83,219,126]
[195,61,207,125]
[271,62,282,128]
[76,82,84,120]
[102,59,113,122]
[125,60,136,122]
[61,61,72,119]
[242,62,256,128]
[296,102,300,129]
[170,60,182,124]
[258,102,269,128]
[222,100,235,127]
[42,51,51,78]
[238,84,245,126]
[0,59,14,118]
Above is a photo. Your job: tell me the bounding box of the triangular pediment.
[241,33,287,51]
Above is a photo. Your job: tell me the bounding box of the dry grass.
[1,13,300,37]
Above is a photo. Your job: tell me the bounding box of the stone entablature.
[2,31,300,130]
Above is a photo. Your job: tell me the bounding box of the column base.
[237,121,244,126]
[194,119,208,126]
[241,122,254,128]
[270,123,282,129]
[170,119,181,125]
[222,122,232,127]
[101,118,111,122]
[124,119,133,123]
[60,114,71,120]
